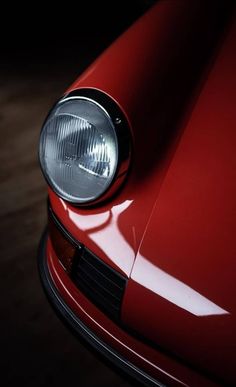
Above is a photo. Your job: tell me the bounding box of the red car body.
[38,1,236,386]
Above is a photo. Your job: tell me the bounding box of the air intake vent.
[72,248,127,320]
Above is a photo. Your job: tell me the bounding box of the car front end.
[38,1,236,386]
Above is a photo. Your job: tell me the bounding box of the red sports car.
[38,1,236,386]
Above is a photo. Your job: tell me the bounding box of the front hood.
[49,0,233,281]
[122,14,236,385]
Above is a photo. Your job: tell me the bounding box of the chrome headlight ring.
[39,88,131,205]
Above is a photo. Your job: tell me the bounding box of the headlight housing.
[39,89,131,205]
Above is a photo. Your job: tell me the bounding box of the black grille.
[72,248,127,320]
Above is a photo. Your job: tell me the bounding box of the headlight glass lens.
[39,97,118,203]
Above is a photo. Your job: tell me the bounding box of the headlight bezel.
[39,88,131,206]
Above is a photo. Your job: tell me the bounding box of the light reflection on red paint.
[68,200,135,275]
[132,254,229,317]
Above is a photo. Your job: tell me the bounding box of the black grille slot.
[72,248,127,320]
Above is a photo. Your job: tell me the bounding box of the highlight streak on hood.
[132,254,229,317]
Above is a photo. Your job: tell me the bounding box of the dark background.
[0,2,153,386]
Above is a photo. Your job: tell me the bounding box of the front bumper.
[38,229,163,387]
[38,209,219,387]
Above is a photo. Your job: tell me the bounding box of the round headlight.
[39,89,130,204]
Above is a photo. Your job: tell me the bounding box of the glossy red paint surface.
[47,237,218,387]
[47,0,236,385]
[123,13,236,384]
[50,0,232,275]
